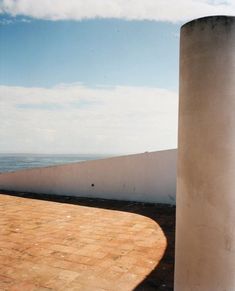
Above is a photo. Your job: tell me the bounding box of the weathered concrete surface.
[0,150,176,204]
[175,16,235,290]
[0,193,175,290]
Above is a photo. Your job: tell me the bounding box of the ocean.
[0,154,110,173]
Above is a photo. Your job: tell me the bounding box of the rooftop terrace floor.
[0,192,175,291]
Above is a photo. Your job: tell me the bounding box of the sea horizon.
[0,153,116,173]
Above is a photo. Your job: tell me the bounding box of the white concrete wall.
[0,149,176,204]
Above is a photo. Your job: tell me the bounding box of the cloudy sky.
[0,0,234,154]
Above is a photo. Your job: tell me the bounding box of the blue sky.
[0,1,234,154]
[0,17,179,90]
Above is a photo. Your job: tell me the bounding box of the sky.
[0,0,235,154]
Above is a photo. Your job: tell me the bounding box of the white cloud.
[0,16,30,25]
[0,83,178,154]
[0,17,14,25]
[0,0,234,22]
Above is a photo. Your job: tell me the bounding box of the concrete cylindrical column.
[175,16,235,290]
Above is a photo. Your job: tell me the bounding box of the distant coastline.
[0,153,113,173]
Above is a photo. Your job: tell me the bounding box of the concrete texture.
[0,150,176,204]
[0,193,175,290]
[175,16,235,290]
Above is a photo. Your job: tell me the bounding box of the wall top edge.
[0,149,177,175]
